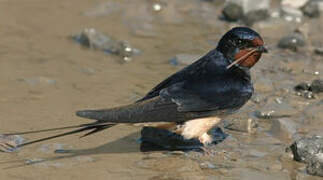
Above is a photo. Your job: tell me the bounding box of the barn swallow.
[8,27,267,148]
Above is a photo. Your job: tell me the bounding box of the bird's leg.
[180,116,221,145]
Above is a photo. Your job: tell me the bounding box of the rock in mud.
[278,31,306,51]
[301,0,320,18]
[294,79,323,94]
[140,126,227,152]
[310,79,323,93]
[299,91,316,99]
[294,82,316,99]
[222,0,270,24]
[72,28,140,62]
[222,3,243,22]
[314,47,323,55]
[290,136,323,177]
[295,82,311,92]
[0,134,25,152]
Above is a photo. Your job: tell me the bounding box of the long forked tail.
[5,122,116,148]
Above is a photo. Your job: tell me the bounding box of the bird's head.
[216,27,268,69]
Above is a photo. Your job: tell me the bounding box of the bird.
[7,27,267,148]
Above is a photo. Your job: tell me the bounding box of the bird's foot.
[200,145,217,156]
[198,133,216,156]
[198,133,213,145]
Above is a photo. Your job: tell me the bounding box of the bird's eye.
[237,39,243,45]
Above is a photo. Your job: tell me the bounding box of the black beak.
[257,46,268,53]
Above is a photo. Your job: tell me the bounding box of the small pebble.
[301,1,320,18]
[72,28,140,62]
[294,82,311,92]
[278,31,306,51]
[254,110,276,119]
[314,47,323,55]
[222,3,243,22]
[152,3,162,12]
[310,79,323,93]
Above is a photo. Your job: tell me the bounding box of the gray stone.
[294,82,311,92]
[300,91,316,99]
[290,136,323,162]
[314,47,323,55]
[222,3,243,22]
[290,136,323,177]
[278,31,306,51]
[222,0,269,24]
[301,1,320,18]
[72,28,140,62]
[307,155,323,177]
[73,28,117,50]
[311,79,323,93]
[295,80,323,97]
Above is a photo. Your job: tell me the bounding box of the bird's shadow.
[0,131,141,169]
[1,127,228,169]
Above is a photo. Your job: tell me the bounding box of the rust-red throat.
[233,37,264,68]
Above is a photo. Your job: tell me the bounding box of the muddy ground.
[0,0,323,179]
